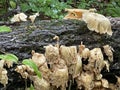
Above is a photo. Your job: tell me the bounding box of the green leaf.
[0,26,12,33]
[0,55,5,59]
[22,59,42,78]
[21,3,31,12]
[10,1,16,9]
[0,54,18,63]
[30,84,34,90]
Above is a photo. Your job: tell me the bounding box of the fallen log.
[0,17,120,89]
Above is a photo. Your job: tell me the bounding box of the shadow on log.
[0,17,120,89]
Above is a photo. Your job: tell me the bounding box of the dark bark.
[0,17,120,89]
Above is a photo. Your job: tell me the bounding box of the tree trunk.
[0,17,120,89]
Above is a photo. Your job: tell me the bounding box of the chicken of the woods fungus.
[11,13,27,23]
[64,8,112,35]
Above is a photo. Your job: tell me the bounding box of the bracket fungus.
[103,45,114,62]
[78,43,90,60]
[29,13,39,23]
[64,8,112,35]
[14,36,119,90]
[11,13,27,23]
[30,76,50,90]
[0,60,8,87]
[60,45,82,78]
[45,44,69,90]
[31,50,51,82]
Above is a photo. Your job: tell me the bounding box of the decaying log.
[0,17,120,89]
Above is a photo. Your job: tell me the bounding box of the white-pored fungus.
[60,45,77,66]
[78,43,90,60]
[11,13,27,23]
[73,54,82,78]
[45,44,59,64]
[0,69,8,87]
[49,61,68,90]
[64,8,112,35]
[29,13,39,23]
[14,40,118,90]
[64,8,96,20]
[15,65,34,79]
[31,50,51,81]
[101,79,109,88]
[45,44,68,90]
[19,13,27,21]
[30,76,50,90]
[103,45,114,62]
[82,12,112,35]
[76,71,94,90]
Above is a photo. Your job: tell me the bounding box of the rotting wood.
[0,17,120,89]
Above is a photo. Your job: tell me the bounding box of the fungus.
[60,45,82,80]
[49,61,68,90]
[4,60,13,68]
[64,8,94,20]
[45,44,59,64]
[101,79,109,88]
[14,41,118,90]
[53,35,60,48]
[76,71,94,90]
[78,43,90,60]
[103,45,114,62]
[0,60,8,87]
[60,45,77,66]
[82,12,112,35]
[73,55,82,78]
[15,65,34,79]
[11,13,27,23]
[11,14,20,23]
[0,69,8,87]
[45,44,68,90]
[64,8,112,35]
[83,48,110,81]
[30,76,50,90]
[29,13,39,23]
[31,50,51,81]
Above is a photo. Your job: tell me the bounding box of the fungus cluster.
[11,13,39,23]
[15,36,120,90]
[11,13,27,23]
[64,8,112,35]
[0,59,15,87]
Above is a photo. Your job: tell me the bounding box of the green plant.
[0,0,8,15]
[20,0,70,19]
[0,26,12,33]
[76,0,120,17]
[22,59,42,78]
[105,0,120,17]
[29,84,34,90]
[0,53,18,63]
